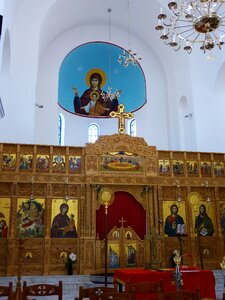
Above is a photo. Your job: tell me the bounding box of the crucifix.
[118,217,127,227]
[110,104,133,134]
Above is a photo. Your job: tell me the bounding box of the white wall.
[1,0,225,153]
[35,24,170,148]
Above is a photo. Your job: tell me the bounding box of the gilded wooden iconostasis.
[0,137,225,277]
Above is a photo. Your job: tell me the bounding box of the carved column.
[43,183,51,275]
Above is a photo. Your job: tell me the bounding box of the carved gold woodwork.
[0,140,225,275]
[100,225,146,270]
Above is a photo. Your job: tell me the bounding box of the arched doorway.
[96,191,147,269]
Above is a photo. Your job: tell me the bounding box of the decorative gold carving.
[188,192,202,212]
[37,146,50,155]
[145,157,157,176]
[99,188,114,207]
[85,241,94,268]
[86,155,98,173]
[0,183,11,196]
[25,251,33,260]
[1,141,225,275]
[85,134,155,157]
[69,147,83,156]
[60,251,68,263]
[52,146,66,155]
[110,104,133,134]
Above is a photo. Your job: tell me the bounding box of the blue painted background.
[58,42,147,117]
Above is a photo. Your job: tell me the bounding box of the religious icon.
[163,203,186,237]
[194,203,214,237]
[19,154,33,171]
[108,244,120,268]
[101,151,143,172]
[2,153,16,171]
[126,244,137,267]
[58,42,146,115]
[173,160,184,176]
[73,68,119,117]
[159,160,171,175]
[126,230,133,240]
[200,161,211,177]
[60,251,68,263]
[36,154,50,172]
[51,199,78,238]
[25,252,33,260]
[68,156,81,173]
[187,160,198,175]
[52,155,66,172]
[0,198,10,238]
[16,198,45,238]
[112,230,119,240]
[214,161,224,176]
[219,203,225,236]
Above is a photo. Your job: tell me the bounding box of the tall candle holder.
[173,251,182,291]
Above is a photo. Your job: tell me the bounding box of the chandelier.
[155,0,225,54]
[118,0,141,66]
[118,50,141,67]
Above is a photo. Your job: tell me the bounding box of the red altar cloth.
[181,269,216,299]
[113,268,216,300]
[114,269,173,292]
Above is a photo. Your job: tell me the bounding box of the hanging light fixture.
[202,180,211,202]
[29,176,35,201]
[155,0,225,54]
[101,9,122,102]
[118,0,141,66]
[201,180,211,203]
[174,180,182,202]
[64,178,69,202]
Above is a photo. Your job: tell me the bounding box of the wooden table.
[113,268,216,299]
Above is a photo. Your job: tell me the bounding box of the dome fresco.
[58,42,147,118]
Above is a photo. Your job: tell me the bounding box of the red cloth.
[96,191,146,240]
[114,269,173,292]
[181,269,216,299]
[113,268,216,299]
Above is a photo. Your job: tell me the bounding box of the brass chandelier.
[155,0,225,54]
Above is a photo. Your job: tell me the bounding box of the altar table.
[113,268,216,300]
[114,269,173,292]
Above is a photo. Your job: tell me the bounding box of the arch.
[88,123,99,143]
[96,191,146,240]
[58,42,146,117]
[128,118,137,137]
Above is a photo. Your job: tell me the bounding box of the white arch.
[88,123,100,143]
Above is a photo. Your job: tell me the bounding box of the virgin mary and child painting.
[73,68,119,117]
[51,203,78,238]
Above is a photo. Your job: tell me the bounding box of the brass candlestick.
[99,188,114,287]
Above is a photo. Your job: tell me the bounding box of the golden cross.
[110,104,133,134]
[118,217,127,227]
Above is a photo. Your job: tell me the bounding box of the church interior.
[0,0,225,299]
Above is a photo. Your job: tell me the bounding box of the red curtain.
[96,191,146,240]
